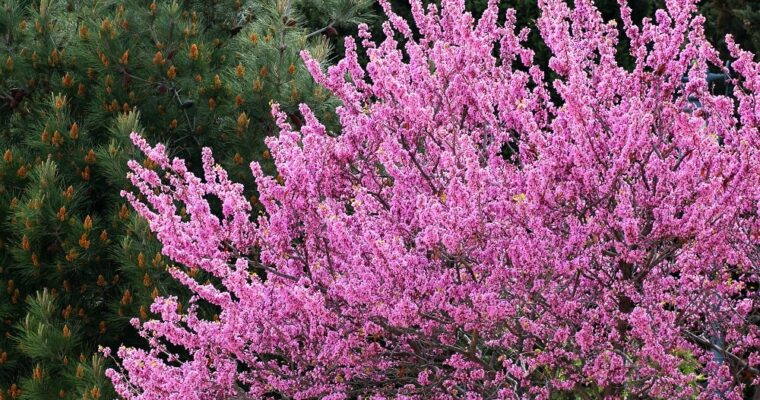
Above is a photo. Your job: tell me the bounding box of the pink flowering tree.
[108,0,760,398]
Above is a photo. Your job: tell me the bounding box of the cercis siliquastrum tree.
[109,0,760,398]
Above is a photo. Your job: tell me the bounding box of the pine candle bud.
[119,49,129,65]
[143,273,152,287]
[65,248,77,262]
[97,275,106,286]
[9,384,19,398]
[100,18,112,32]
[236,112,249,132]
[54,95,65,109]
[213,74,222,89]
[52,130,63,146]
[260,66,268,78]
[235,64,245,78]
[99,230,108,242]
[21,235,30,251]
[121,289,132,305]
[153,51,165,66]
[83,215,92,230]
[208,98,216,111]
[62,72,73,87]
[64,185,74,200]
[49,49,60,65]
[119,204,129,220]
[79,233,90,249]
[167,65,177,79]
[6,56,13,71]
[288,63,296,75]
[33,364,43,381]
[189,43,199,60]
[79,24,89,39]
[69,122,79,139]
[62,324,71,338]
[249,33,258,44]
[84,149,96,164]
[16,165,27,178]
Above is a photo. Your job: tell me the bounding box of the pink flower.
[111,0,760,398]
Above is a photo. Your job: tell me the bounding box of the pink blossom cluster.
[108,0,760,398]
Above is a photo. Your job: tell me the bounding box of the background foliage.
[0,0,371,398]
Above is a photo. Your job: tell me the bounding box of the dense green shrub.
[0,0,371,398]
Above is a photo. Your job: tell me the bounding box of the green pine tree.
[0,0,373,397]
[701,0,760,57]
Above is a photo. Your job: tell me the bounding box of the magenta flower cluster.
[108,0,759,398]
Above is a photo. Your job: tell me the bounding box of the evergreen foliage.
[701,0,760,57]
[0,0,372,398]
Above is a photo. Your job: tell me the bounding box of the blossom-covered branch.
[109,0,760,398]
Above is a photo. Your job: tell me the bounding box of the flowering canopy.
[109,0,760,398]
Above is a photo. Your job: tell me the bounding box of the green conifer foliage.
[701,0,760,57]
[0,0,372,397]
